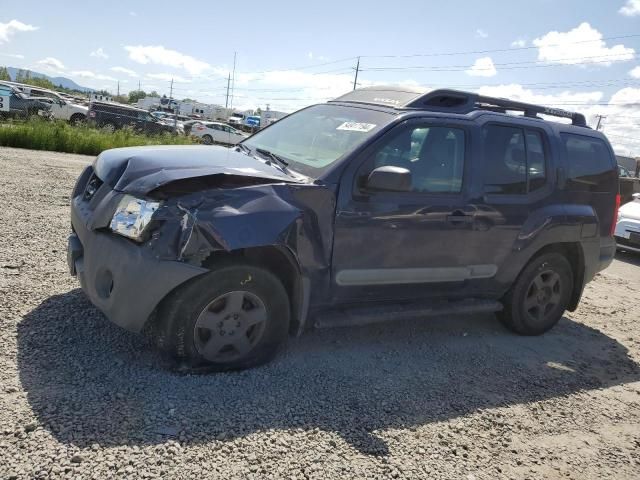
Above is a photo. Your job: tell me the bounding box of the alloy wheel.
[194,291,267,363]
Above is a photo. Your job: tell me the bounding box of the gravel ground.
[1,146,640,480]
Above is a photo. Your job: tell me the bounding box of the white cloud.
[629,66,640,78]
[476,83,603,108]
[146,72,190,83]
[476,29,488,39]
[71,70,117,81]
[0,53,24,59]
[110,66,138,77]
[37,57,64,71]
[0,19,38,44]
[533,22,635,66]
[129,11,137,17]
[511,39,526,48]
[90,47,108,59]
[465,57,497,77]
[620,0,640,16]
[124,45,210,75]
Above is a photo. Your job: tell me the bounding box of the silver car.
[191,121,248,145]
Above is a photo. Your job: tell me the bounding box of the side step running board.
[314,299,502,329]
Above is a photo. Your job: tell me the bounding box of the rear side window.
[483,125,547,195]
[562,134,616,192]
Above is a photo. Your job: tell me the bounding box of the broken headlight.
[110,195,160,241]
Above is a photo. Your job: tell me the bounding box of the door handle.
[447,210,474,223]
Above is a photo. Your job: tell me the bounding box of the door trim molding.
[335,264,497,286]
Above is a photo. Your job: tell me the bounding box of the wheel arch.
[200,246,310,336]
[517,242,585,312]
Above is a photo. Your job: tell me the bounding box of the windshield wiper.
[236,143,251,155]
[256,148,289,169]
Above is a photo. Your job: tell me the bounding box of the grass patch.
[0,118,197,156]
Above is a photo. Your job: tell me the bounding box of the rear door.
[467,120,556,294]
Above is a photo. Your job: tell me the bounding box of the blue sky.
[2,0,640,154]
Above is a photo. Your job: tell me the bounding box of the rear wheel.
[157,262,290,371]
[202,134,213,145]
[499,252,573,335]
[101,122,116,133]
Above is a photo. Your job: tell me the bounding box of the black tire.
[156,262,290,371]
[69,113,85,126]
[102,122,116,133]
[202,134,213,145]
[499,252,573,335]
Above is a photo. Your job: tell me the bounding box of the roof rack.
[330,87,587,127]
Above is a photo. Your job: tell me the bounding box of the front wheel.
[202,134,213,145]
[156,263,290,371]
[499,252,573,335]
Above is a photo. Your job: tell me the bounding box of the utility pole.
[138,80,141,92]
[225,72,231,110]
[169,78,177,134]
[229,51,237,113]
[116,80,120,98]
[353,56,360,91]
[595,114,606,131]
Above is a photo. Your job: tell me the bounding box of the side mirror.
[366,166,412,192]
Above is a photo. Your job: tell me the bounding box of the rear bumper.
[69,200,207,332]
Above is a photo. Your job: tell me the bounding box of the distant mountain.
[6,67,93,92]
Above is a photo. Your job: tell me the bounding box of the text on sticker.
[336,122,377,132]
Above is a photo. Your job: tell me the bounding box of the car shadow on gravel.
[615,250,640,267]
[18,289,640,456]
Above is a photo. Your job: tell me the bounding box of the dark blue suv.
[68,87,619,371]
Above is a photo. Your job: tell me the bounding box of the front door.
[331,118,489,302]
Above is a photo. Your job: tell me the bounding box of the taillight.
[611,193,621,236]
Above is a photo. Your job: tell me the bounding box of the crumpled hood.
[93,145,297,196]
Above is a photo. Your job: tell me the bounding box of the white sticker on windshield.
[336,122,377,132]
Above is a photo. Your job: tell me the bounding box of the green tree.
[148,90,160,98]
[0,67,10,81]
[128,90,146,104]
[22,76,56,89]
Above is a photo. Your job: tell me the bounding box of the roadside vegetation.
[0,118,197,156]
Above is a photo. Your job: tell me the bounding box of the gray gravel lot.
[1,146,640,479]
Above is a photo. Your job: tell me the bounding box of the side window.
[483,125,548,195]
[526,131,547,191]
[562,134,616,192]
[360,125,465,193]
[484,125,526,194]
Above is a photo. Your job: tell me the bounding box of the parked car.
[68,87,619,371]
[227,112,246,128]
[615,193,640,253]
[619,164,640,204]
[0,83,52,119]
[88,101,174,134]
[191,121,247,145]
[0,81,88,124]
[180,119,203,136]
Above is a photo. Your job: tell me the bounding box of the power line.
[360,33,640,59]
[361,53,639,72]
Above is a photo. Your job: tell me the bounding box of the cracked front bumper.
[69,197,207,333]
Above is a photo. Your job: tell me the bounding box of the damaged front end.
[69,145,336,334]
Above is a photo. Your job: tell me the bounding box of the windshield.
[242,104,394,177]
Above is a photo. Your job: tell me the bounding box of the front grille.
[84,173,103,201]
